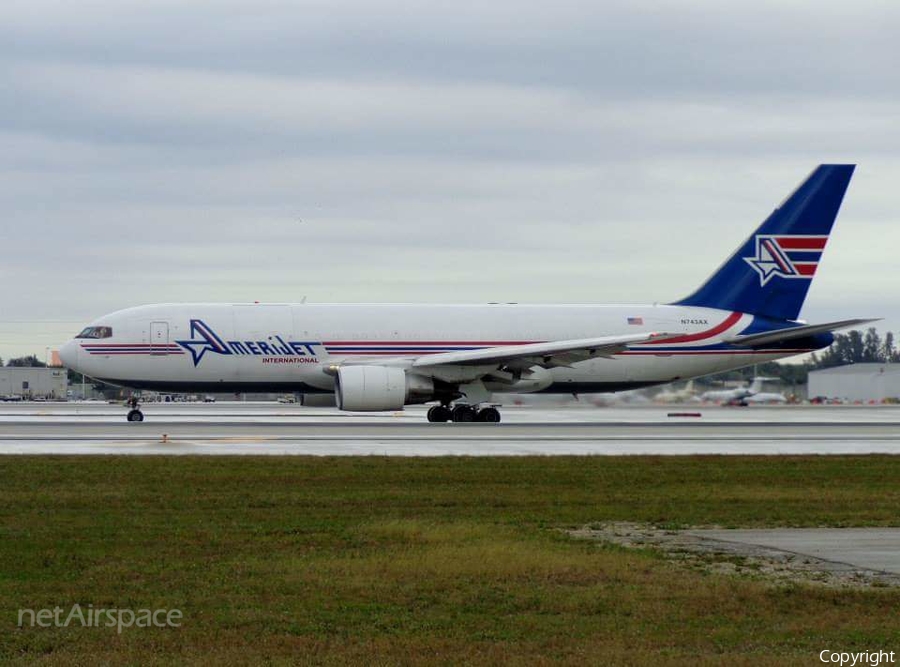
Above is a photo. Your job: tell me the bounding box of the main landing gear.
[126,396,144,422]
[426,404,501,423]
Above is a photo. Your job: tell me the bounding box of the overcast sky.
[1,0,898,361]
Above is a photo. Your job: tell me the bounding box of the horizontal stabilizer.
[725,318,879,348]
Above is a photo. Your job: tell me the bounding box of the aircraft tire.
[451,405,476,423]
[476,407,501,423]
[127,409,144,422]
[427,405,451,422]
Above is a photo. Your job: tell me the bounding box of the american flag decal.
[744,235,828,286]
[627,316,643,325]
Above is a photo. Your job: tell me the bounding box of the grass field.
[2,455,900,665]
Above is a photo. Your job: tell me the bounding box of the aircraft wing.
[411,332,671,369]
[725,318,879,348]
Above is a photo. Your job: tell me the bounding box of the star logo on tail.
[744,235,827,286]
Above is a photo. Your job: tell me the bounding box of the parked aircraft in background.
[743,387,789,405]
[59,165,873,423]
[700,377,783,405]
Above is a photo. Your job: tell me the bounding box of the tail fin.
[675,164,855,321]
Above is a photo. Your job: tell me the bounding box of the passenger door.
[150,321,169,355]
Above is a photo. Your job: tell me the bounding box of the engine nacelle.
[335,366,434,411]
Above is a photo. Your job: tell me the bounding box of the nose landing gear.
[126,396,144,422]
[426,404,502,423]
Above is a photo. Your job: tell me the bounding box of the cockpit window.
[76,326,113,339]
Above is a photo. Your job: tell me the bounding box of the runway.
[2,402,899,455]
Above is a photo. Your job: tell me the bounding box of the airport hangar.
[808,363,900,402]
[0,367,67,400]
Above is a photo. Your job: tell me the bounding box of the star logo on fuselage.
[176,320,232,367]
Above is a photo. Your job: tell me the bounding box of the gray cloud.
[1,0,897,360]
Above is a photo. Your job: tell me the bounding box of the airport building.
[807,363,900,402]
[0,367,68,400]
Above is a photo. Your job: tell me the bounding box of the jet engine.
[335,366,435,411]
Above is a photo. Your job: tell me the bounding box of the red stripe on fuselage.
[619,349,815,356]
[645,311,742,345]
[328,351,446,355]
[321,340,535,346]
[81,343,180,348]
[85,351,185,355]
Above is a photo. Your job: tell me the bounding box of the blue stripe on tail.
[674,164,855,321]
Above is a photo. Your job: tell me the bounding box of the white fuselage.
[59,302,813,396]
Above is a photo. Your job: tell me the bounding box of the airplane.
[700,377,779,404]
[743,389,788,405]
[59,164,875,423]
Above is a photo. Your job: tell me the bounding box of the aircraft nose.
[59,339,79,370]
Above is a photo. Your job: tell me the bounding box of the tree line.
[3,355,46,367]
[808,328,898,369]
